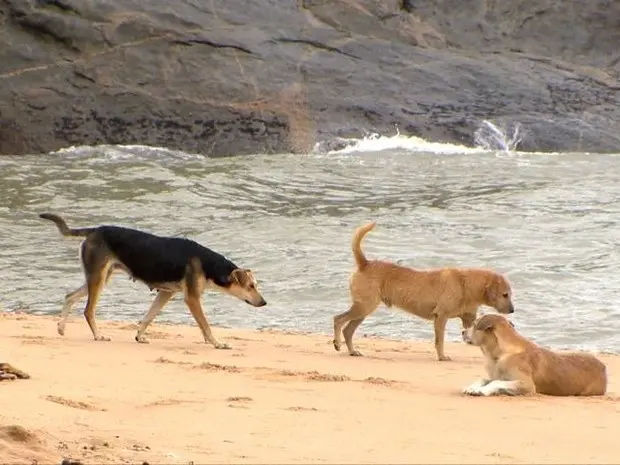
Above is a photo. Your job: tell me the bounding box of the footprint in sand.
[141,398,197,408]
[284,406,318,412]
[44,395,106,411]
[193,362,242,373]
[152,356,192,366]
[227,396,253,409]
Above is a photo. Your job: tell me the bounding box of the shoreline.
[2,312,620,464]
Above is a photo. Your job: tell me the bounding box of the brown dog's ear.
[484,278,499,302]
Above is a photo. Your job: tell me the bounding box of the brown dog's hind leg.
[333,302,375,356]
[433,312,451,361]
[342,317,366,356]
[135,291,174,343]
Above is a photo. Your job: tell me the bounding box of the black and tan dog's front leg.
[184,295,231,349]
[135,290,174,344]
[184,258,231,350]
[0,363,30,381]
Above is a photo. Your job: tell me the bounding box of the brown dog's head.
[485,274,515,314]
[465,313,516,350]
[225,268,267,307]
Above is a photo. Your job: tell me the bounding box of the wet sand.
[1,311,619,464]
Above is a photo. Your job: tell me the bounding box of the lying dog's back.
[528,347,607,396]
[97,226,237,286]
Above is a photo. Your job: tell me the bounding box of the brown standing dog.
[332,222,515,361]
[462,314,607,396]
[0,363,29,381]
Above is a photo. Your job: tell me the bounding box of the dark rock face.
[1,0,619,156]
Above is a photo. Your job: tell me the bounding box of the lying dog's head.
[225,268,267,307]
[485,274,515,314]
[465,314,516,350]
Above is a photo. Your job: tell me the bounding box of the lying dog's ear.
[476,318,496,333]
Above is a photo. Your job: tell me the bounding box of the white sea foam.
[315,129,485,156]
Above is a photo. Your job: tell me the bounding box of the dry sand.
[1,311,619,464]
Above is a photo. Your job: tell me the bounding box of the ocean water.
[1,128,619,353]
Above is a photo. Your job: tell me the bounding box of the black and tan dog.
[0,362,29,381]
[39,213,266,348]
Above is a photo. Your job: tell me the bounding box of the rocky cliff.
[1,0,619,156]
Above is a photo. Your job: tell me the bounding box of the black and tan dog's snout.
[247,296,267,307]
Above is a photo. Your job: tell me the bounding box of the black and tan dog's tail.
[352,221,376,270]
[39,213,96,237]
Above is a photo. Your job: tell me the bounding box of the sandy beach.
[1,311,619,464]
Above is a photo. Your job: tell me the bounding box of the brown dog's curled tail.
[39,213,95,237]
[352,221,376,270]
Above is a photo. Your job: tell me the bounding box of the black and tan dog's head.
[224,268,267,307]
[484,274,515,315]
[465,314,516,350]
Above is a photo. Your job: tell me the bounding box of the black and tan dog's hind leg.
[135,290,175,343]
[0,363,30,381]
[57,266,116,338]
[183,257,231,350]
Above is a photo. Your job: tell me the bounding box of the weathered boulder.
[0,0,619,156]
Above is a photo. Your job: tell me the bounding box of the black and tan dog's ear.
[229,268,249,286]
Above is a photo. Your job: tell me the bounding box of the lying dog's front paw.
[0,372,17,381]
[462,379,488,396]
[462,387,484,396]
[215,342,232,350]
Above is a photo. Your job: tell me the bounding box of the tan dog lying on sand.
[462,314,607,396]
[333,222,515,361]
[0,362,30,381]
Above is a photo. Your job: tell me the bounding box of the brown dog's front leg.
[460,312,477,345]
[433,313,450,361]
